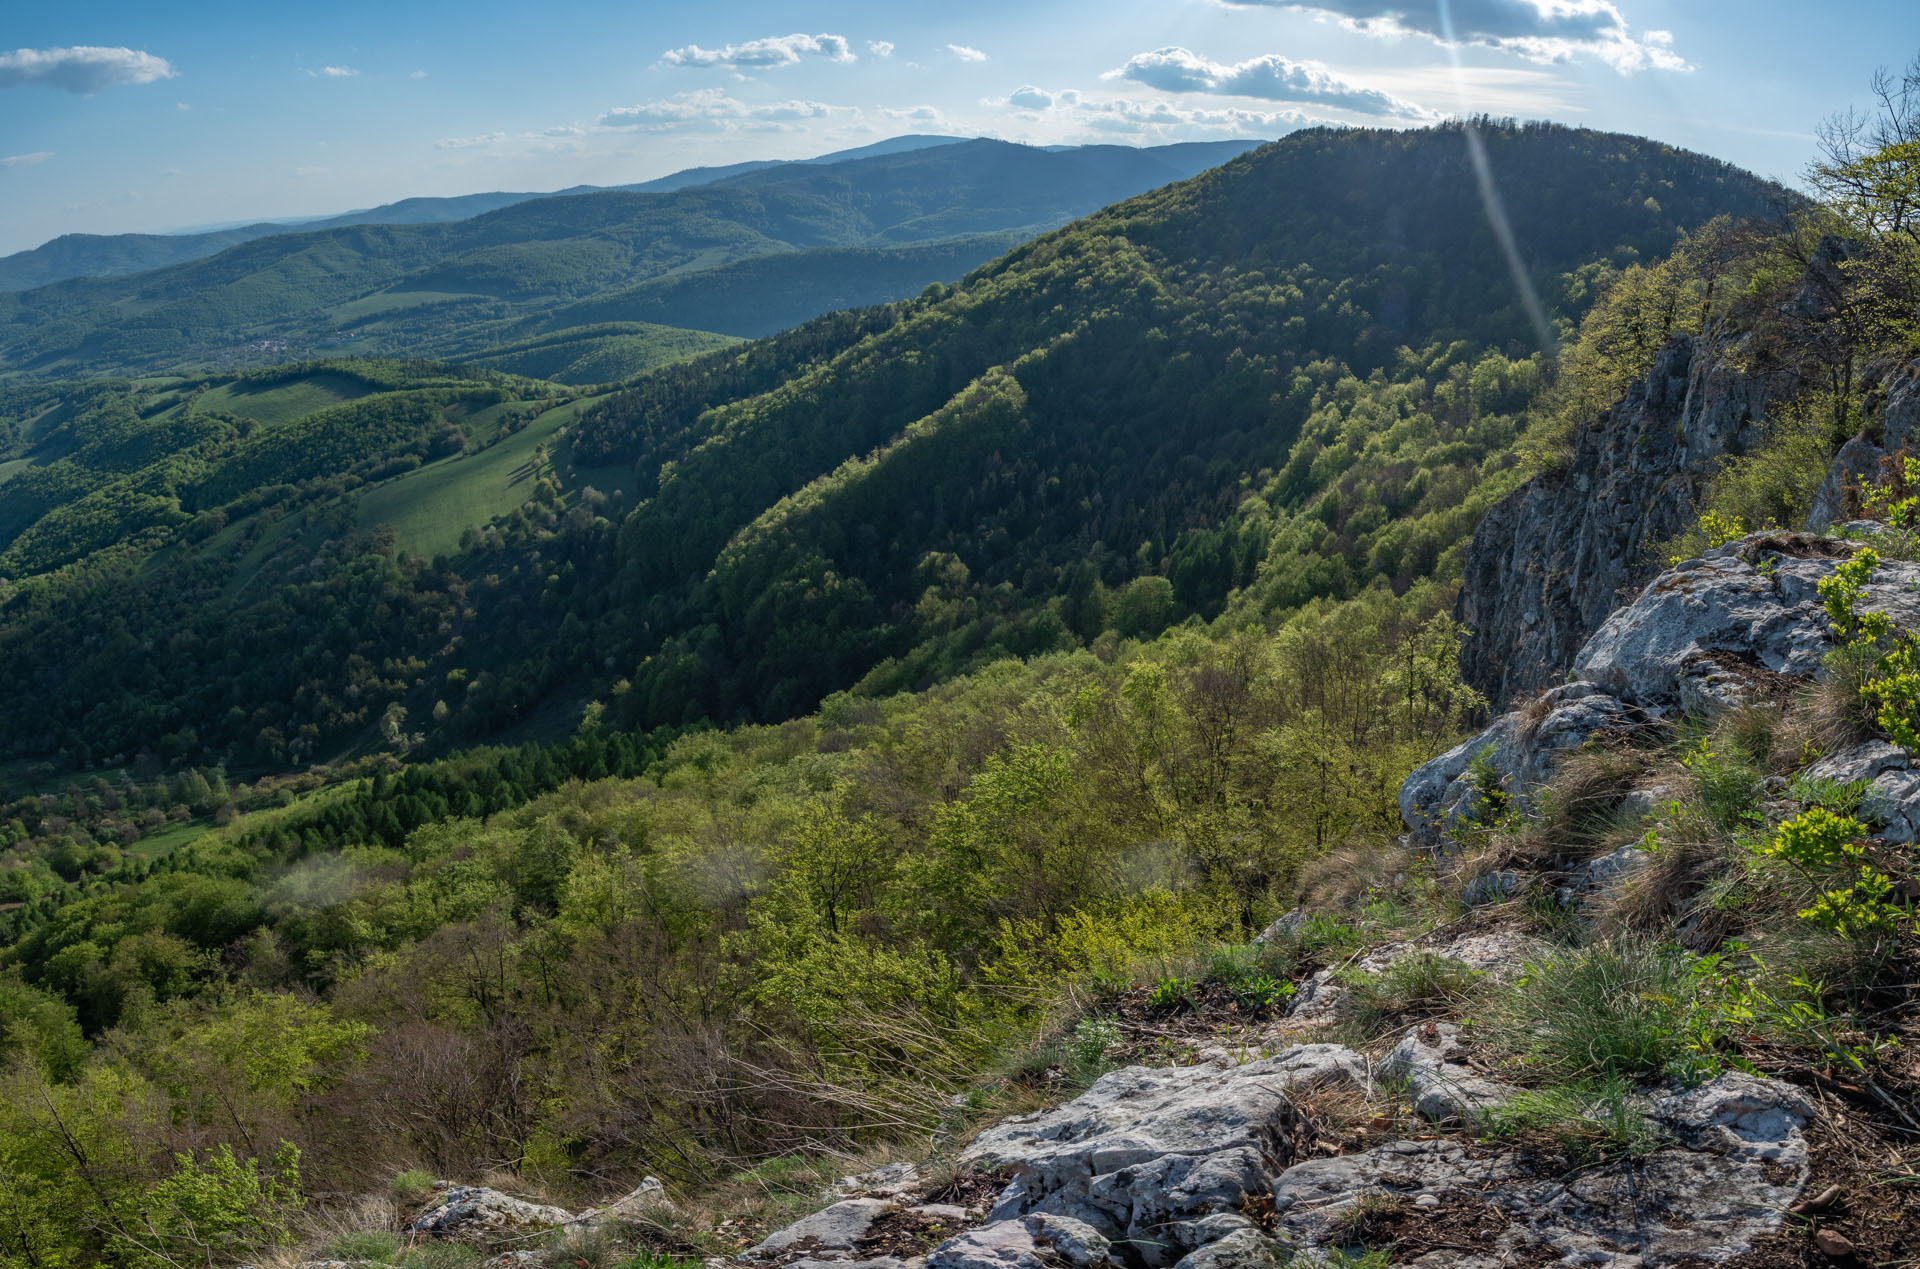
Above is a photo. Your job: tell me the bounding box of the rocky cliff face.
[1456,334,1771,708]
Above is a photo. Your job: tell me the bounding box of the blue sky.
[1,0,1916,256]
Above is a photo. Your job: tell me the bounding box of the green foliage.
[391,1169,438,1207]
[1147,976,1198,1012]
[324,1230,406,1262]
[1759,807,1868,869]
[1481,1075,1665,1164]
[1339,954,1483,1033]
[114,1142,303,1269]
[1491,941,1741,1082]
[1681,737,1765,832]
[1067,1016,1123,1069]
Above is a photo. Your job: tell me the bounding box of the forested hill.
[0,122,1785,771]
[0,134,970,292]
[0,138,1262,379]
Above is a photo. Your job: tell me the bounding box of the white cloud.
[308,65,359,78]
[882,105,946,124]
[1109,46,1432,118]
[0,46,175,93]
[1222,1,1689,72]
[868,40,895,58]
[600,88,845,133]
[293,165,329,177]
[175,101,190,110]
[948,44,988,62]
[1,151,54,168]
[1007,85,1061,110]
[411,69,429,79]
[436,132,509,150]
[988,86,1303,137]
[662,33,854,70]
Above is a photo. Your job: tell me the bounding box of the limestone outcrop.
[1455,334,1772,709]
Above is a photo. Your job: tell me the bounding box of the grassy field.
[190,372,375,426]
[354,395,608,558]
[126,817,215,862]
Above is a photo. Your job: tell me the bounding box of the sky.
[2,0,1918,257]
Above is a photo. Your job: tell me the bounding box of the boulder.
[1803,739,1920,841]
[1461,870,1525,906]
[1555,844,1652,907]
[1399,682,1630,847]
[1807,435,1885,531]
[1572,535,1920,713]
[749,1198,895,1259]
[961,1046,1363,1266]
[1373,1022,1517,1126]
[831,1162,921,1199]
[410,1186,574,1241]
[926,1222,1045,1269]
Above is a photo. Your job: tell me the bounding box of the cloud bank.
[600,88,844,133]
[662,33,855,70]
[0,46,175,93]
[1222,0,1688,71]
[1110,46,1433,118]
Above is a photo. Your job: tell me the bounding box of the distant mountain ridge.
[0,135,979,292]
[0,137,1267,378]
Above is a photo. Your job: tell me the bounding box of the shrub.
[117,1142,305,1269]
[398,1243,482,1269]
[1338,954,1482,1035]
[1068,1016,1122,1068]
[1146,976,1197,1012]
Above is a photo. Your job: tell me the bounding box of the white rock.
[961,1046,1362,1266]
[1373,1022,1517,1126]
[1572,537,1920,713]
[750,1198,894,1258]
[832,1161,921,1199]
[926,1221,1046,1269]
[1272,1071,1814,1266]
[1022,1213,1111,1266]
[410,1186,573,1241]
[1400,683,1630,847]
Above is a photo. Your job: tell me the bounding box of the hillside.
[0,138,1262,378]
[0,122,1786,773]
[0,135,971,292]
[8,85,1920,1269]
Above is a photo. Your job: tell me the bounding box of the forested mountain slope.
[0,134,969,292]
[0,123,1785,774]
[0,139,1260,378]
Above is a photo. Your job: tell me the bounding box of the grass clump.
[321,1230,405,1263]
[397,1243,482,1269]
[1480,1075,1665,1164]
[391,1169,438,1208]
[1486,939,1730,1083]
[1337,953,1484,1038]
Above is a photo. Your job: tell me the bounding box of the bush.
[1338,954,1482,1035]
[1146,976,1197,1012]
[117,1142,305,1269]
